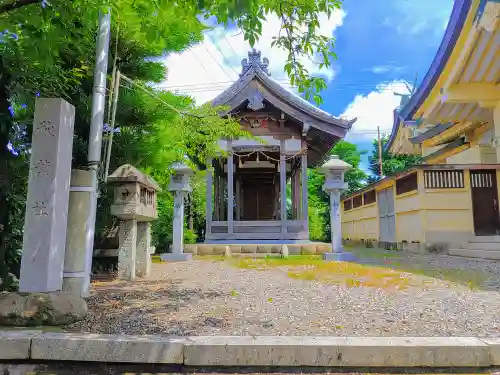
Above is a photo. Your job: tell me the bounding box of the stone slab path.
[66,249,500,337]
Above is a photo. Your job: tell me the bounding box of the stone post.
[118,219,137,280]
[319,155,354,262]
[161,161,193,262]
[19,98,75,293]
[136,222,152,277]
[62,169,93,297]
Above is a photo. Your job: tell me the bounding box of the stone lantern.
[319,155,354,261]
[108,164,161,280]
[161,161,194,262]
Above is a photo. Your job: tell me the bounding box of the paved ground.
[2,364,500,375]
[66,248,500,337]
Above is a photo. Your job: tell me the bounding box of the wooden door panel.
[470,170,500,236]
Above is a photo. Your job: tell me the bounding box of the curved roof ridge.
[208,50,356,129]
[385,0,472,151]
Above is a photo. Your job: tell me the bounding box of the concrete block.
[197,245,214,255]
[213,245,228,255]
[183,336,489,367]
[183,244,197,255]
[336,337,489,367]
[229,245,241,253]
[316,243,331,253]
[287,244,302,255]
[0,330,41,360]
[160,253,193,262]
[301,245,317,254]
[481,338,500,365]
[31,333,185,363]
[241,245,257,253]
[183,336,342,366]
[256,245,273,253]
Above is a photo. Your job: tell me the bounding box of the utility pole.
[85,10,111,294]
[377,126,383,178]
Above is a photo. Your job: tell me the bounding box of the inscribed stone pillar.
[19,98,75,293]
[62,169,93,297]
[118,219,137,281]
[136,222,152,277]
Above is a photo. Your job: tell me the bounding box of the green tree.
[0,0,346,288]
[368,135,421,182]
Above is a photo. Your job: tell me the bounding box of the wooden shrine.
[205,49,356,242]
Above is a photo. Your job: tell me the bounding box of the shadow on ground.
[64,278,230,335]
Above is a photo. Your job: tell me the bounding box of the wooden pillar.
[205,157,213,237]
[301,144,309,236]
[218,174,224,220]
[236,177,241,220]
[293,166,301,219]
[291,170,296,219]
[280,139,287,237]
[227,140,234,235]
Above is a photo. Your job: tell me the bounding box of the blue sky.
[162,0,454,171]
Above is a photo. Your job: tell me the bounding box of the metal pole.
[103,70,120,182]
[84,10,111,294]
[377,126,383,178]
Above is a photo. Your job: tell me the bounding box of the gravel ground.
[66,250,500,337]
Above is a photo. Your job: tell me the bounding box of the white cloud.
[160,10,346,104]
[368,65,406,75]
[342,80,411,142]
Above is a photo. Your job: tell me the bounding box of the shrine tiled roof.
[209,49,356,135]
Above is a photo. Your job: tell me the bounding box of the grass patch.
[227,255,410,290]
[151,255,163,264]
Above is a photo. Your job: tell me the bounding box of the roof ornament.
[240,48,271,77]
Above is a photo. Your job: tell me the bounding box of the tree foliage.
[0,0,346,289]
[367,135,421,183]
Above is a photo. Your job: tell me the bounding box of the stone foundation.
[342,238,452,254]
[183,243,332,256]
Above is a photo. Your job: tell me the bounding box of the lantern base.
[160,252,193,262]
[322,252,355,262]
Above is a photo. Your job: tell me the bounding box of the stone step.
[464,241,500,251]
[469,235,500,243]
[448,248,500,260]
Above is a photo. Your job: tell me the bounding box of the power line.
[207,33,239,77]
[222,33,240,62]
[201,43,234,80]
[189,48,209,74]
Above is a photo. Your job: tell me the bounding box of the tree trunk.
[0,58,12,289]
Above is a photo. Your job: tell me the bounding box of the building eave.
[385,0,472,152]
[208,63,355,137]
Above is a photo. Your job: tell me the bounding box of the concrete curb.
[1,331,499,367]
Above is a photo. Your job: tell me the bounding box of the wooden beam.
[443,83,500,104]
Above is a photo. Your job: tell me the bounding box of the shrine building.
[204,49,355,243]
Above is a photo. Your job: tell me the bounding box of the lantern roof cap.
[108,164,161,191]
[171,161,194,176]
[320,155,352,172]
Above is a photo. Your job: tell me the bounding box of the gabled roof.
[108,164,161,191]
[385,0,472,152]
[209,49,356,139]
